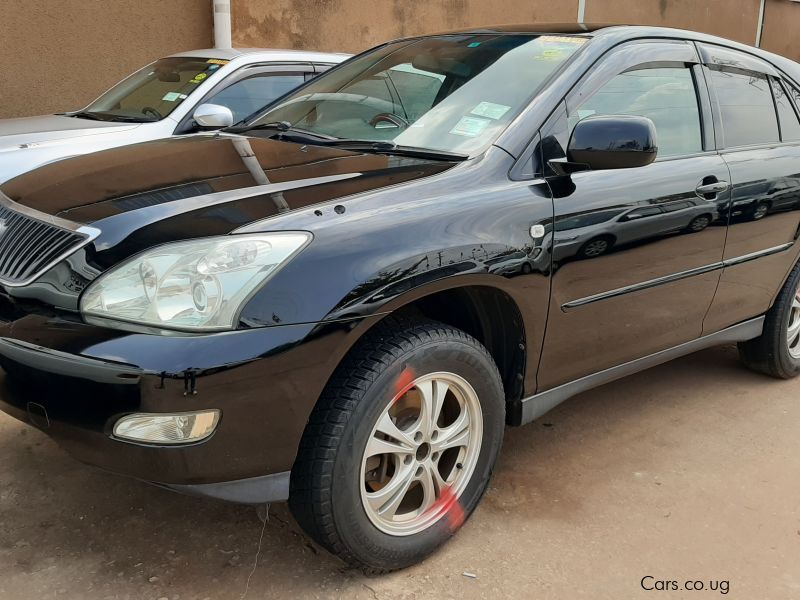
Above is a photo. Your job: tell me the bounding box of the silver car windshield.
[81,57,228,122]
[248,34,587,155]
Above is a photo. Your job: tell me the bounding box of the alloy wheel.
[787,286,800,358]
[583,240,608,257]
[359,372,483,536]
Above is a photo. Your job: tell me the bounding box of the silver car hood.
[0,114,140,148]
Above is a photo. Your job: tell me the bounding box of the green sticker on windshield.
[471,102,510,120]
[450,116,491,138]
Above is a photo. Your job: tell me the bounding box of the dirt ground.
[0,343,797,599]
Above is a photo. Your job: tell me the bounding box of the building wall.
[231,0,579,53]
[0,0,212,119]
[761,0,800,61]
[232,0,800,60]
[2,0,800,120]
[584,0,763,45]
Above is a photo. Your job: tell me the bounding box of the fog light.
[113,410,220,445]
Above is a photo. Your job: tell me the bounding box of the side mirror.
[568,115,658,170]
[193,103,234,128]
[549,115,658,175]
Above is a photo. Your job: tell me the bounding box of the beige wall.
[761,0,800,61]
[0,0,212,118]
[232,0,800,61]
[585,0,763,44]
[3,1,800,120]
[232,0,579,53]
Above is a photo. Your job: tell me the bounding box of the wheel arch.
[324,276,530,411]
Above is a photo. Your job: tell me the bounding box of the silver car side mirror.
[193,104,234,128]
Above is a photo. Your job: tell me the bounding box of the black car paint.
[0,25,799,503]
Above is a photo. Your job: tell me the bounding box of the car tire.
[686,214,711,232]
[578,236,613,258]
[751,202,770,221]
[738,259,800,378]
[289,317,505,572]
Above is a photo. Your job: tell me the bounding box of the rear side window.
[662,201,693,212]
[708,68,779,147]
[554,209,625,231]
[771,79,800,141]
[623,206,662,220]
[572,67,703,158]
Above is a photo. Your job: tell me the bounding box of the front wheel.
[289,319,505,572]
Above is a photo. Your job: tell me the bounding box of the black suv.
[1,24,800,571]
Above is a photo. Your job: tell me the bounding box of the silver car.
[553,198,718,260]
[0,48,349,182]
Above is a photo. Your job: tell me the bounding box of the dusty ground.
[0,344,797,599]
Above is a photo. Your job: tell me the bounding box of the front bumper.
[0,314,367,503]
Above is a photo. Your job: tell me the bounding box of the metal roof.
[165,47,351,62]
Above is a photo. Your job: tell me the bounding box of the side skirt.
[509,316,765,426]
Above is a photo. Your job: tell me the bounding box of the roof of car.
[165,47,351,62]
[450,22,615,35]
[435,23,800,77]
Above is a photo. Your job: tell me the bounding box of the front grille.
[0,195,99,287]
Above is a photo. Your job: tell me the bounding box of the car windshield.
[81,56,229,122]
[246,34,587,155]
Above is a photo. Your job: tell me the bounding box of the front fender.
[237,150,555,395]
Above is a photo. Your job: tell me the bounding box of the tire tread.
[738,259,800,379]
[289,316,501,572]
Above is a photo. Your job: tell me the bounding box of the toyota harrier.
[1,24,800,571]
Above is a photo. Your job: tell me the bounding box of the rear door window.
[707,68,779,147]
[771,78,800,142]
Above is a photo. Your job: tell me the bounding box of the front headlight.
[80,232,311,331]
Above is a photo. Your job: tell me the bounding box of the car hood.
[0,133,455,266]
[0,114,140,149]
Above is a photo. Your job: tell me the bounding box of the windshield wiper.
[320,140,469,162]
[67,111,154,123]
[105,115,157,123]
[226,121,334,141]
[228,122,468,161]
[69,111,108,121]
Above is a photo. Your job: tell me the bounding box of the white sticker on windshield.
[450,116,491,138]
[471,101,511,120]
[162,92,182,102]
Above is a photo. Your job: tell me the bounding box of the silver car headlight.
[80,232,311,331]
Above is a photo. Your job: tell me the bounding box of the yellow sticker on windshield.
[539,35,588,44]
[206,59,230,65]
[535,49,568,61]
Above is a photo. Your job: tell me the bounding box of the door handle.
[696,180,730,196]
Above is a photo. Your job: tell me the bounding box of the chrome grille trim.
[0,193,100,287]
